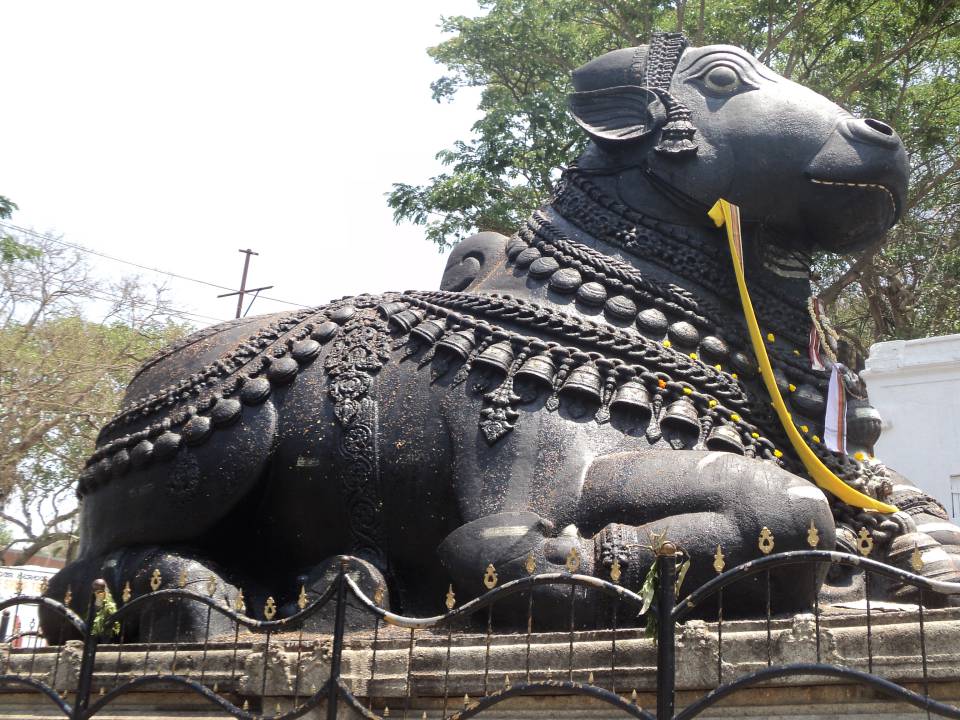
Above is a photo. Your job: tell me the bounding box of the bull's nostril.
[865,118,894,136]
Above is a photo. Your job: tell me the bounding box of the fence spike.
[178,569,188,588]
[264,596,277,621]
[807,520,820,548]
[383,705,390,717]
[524,552,536,575]
[565,546,581,573]
[149,568,162,591]
[483,564,498,590]
[912,543,924,572]
[298,585,308,610]
[588,671,594,684]
[373,583,385,606]
[39,577,49,595]
[463,693,470,709]
[857,527,874,557]
[207,576,217,597]
[63,586,73,608]
[276,702,282,715]
[445,585,456,611]
[121,581,132,603]
[235,589,246,614]
[243,699,249,711]
[14,574,22,595]
[213,682,218,693]
[713,545,725,574]
[631,688,638,704]
[758,527,775,555]
[504,673,511,689]
[610,557,622,583]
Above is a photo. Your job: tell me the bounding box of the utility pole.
[217,248,274,319]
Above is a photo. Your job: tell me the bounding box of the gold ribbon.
[708,198,896,514]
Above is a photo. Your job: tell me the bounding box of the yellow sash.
[708,199,897,514]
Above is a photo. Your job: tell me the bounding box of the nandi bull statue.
[43,32,960,640]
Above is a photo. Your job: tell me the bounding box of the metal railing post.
[327,558,348,720]
[656,544,677,720]
[72,579,106,720]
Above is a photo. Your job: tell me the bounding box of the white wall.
[862,334,960,517]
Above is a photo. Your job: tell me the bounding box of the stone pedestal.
[2,607,959,718]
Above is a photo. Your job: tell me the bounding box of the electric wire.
[0,221,311,309]
[3,265,228,325]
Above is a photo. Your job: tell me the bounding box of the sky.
[0,1,486,327]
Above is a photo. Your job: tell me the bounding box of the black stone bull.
[43,33,959,641]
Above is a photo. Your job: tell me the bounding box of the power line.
[5,264,228,325]
[0,221,311,309]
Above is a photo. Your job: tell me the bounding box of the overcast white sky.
[0,1,486,326]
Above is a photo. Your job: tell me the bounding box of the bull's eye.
[703,65,740,94]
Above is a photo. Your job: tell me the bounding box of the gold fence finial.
[64,585,73,607]
[611,557,622,584]
[178,569,188,589]
[713,545,725,574]
[807,520,820,548]
[758,527,775,555]
[121,581,132,603]
[911,544,924,572]
[264,596,277,620]
[235,589,246,613]
[565,546,582,573]
[483,564,498,590]
[445,584,456,611]
[857,527,874,556]
[298,585,308,610]
[373,583,385,607]
[524,552,536,575]
[149,569,162,592]
[504,673,511,689]
[207,576,217,597]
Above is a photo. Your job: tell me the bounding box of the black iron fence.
[2,539,960,719]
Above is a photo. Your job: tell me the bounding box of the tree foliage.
[0,226,190,564]
[388,0,960,350]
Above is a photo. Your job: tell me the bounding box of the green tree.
[389,0,960,352]
[0,228,191,565]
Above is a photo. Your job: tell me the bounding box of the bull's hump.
[125,314,284,408]
[81,293,400,498]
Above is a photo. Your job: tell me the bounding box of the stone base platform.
[2,606,959,718]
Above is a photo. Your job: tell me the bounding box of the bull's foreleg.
[42,546,244,643]
[437,450,835,624]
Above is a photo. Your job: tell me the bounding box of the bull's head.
[569,33,908,252]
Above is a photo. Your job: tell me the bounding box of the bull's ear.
[568,86,661,144]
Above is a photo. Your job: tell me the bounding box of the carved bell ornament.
[410,318,446,345]
[388,308,425,333]
[435,330,476,360]
[514,353,557,387]
[660,396,700,433]
[705,423,745,454]
[609,378,651,416]
[559,362,603,403]
[474,341,515,373]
